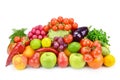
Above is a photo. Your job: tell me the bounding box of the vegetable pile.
[6,16,115,70]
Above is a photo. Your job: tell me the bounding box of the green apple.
[30,39,41,50]
[69,53,86,69]
[40,52,57,68]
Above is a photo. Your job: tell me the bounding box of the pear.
[58,52,68,68]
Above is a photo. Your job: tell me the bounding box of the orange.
[23,46,35,58]
[87,54,103,69]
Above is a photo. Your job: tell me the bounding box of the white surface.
[0,0,120,80]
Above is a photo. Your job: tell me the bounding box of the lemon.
[103,54,115,67]
[42,38,51,48]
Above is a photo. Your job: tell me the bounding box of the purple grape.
[53,41,59,49]
[57,37,64,44]
[54,37,59,41]
[58,45,64,51]
[63,43,67,48]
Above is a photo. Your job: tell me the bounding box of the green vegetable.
[102,47,110,56]
[87,28,110,45]
[9,28,27,42]
[48,29,70,40]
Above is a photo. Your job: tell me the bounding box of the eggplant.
[73,26,89,42]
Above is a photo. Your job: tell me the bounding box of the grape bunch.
[52,37,67,51]
[28,25,47,40]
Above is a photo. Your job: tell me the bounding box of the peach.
[12,54,27,70]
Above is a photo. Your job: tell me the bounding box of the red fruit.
[69,18,74,24]
[58,24,64,30]
[58,52,68,68]
[43,25,49,32]
[63,18,69,24]
[28,52,40,68]
[57,16,63,23]
[52,25,58,31]
[14,36,21,43]
[51,18,58,26]
[80,47,91,55]
[64,34,73,44]
[83,54,93,62]
[72,22,78,30]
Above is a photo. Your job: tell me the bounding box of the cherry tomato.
[72,22,78,29]
[52,25,58,31]
[91,48,102,58]
[83,54,93,62]
[80,38,93,47]
[51,18,58,26]
[57,16,63,23]
[64,24,72,31]
[14,36,21,43]
[69,18,74,24]
[58,24,64,30]
[63,18,69,24]
[48,22,53,28]
[43,25,49,32]
[64,34,73,44]
[80,47,91,54]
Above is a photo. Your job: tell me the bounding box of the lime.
[42,37,51,48]
[103,54,115,67]
[30,39,41,50]
[68,42,81,53]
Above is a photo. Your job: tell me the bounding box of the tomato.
[43,25,49,32]
[83,54,93,62]
[69,18,74,24]
[80,38,93,47]
[87,54,103,69]
[48,22,53,28]
[52,25,58,31]
[92,40,101,49]
[72,22,78,29]
[80,47,91,54]
[91,48,102,58]
[14,36,21,43]
[57,16,63,23]
[64,24,72,31]
[51,18,58,26]
[64,34,73,44]
[63,18,69,24]
[58,24,64,30]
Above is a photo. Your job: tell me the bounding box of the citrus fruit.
[30,39,41,49]
[103,54,115,67]
[42,37,51,47]
[68,42,81,53]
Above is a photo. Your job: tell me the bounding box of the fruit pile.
[6,16,115,70]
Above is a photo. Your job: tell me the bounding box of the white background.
[0,0,120,80]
